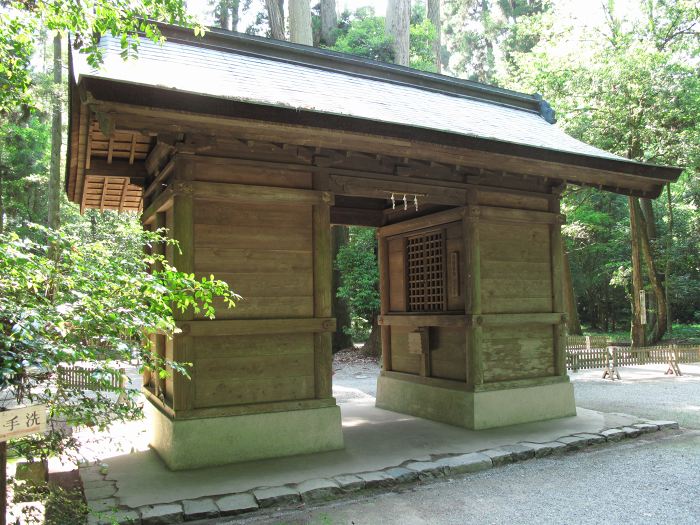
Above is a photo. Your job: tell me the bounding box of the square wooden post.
[549,189,567,377]
[170,179,195,411]
[377,234,392,372]
[463,203,483,389]
[313,198,334,400]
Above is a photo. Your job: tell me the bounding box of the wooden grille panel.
[407,230,445,312]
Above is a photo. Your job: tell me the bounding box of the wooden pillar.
[549,189,567,376]
[171,179,195,411]
[378,234,392,372]
[313,198,334,399]
[153,211,167,401]
[463,201,483,388]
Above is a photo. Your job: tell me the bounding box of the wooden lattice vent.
[79,120,152,212]
[407,230,446,312]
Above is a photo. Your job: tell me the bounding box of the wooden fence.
[566,337,700,378]
[56,366,125,392]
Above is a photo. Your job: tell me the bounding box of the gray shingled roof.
[75,34,621,162]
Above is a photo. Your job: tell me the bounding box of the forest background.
[1,0,699,357]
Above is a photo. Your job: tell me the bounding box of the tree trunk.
[48,34,62,230]
[266,0,286,40]
[629,196,646,347]
[665,184,674,337]
[632,198,667,344]
[0,172,4,234]
[385,0,411,66]
[332,226,353,352]
[361,315,381,357]
[320,0,338,45]
[639,197,658,328]
[563,248,582,335]
[231,0,240,31]
[427,0,441,72]
[289,0,313,45]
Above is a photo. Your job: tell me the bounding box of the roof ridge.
[150,22,557,124]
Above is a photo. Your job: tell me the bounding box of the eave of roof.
[68,24,684,198]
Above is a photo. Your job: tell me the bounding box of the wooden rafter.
[107,135,114,163]
[129,133,137,164]
[119,177,129,211]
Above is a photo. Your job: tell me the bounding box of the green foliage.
[0,0,205,113]
[335,227,379,338]
[0,223,238,456]
[331,8,394,62]
[12,480,87,525]
[505,0,700,329]
[329,6,437,72]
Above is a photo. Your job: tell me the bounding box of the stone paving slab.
[435,453,492,475]
[215,493,258,516]
[296,479,342,502]
[644,420,679,430]
[182,498,218,520]
[403,460,446,480]
[556,435,590,450]
[633,423,659,434]
[573,433,607,445]
[356,470,395,488]
[600,428,626,442]
[79,411,679,523]
[333,474,366,492]
[139,503,183,525]
[384,467,419,484]
[253,486,300,508]
[621,426,643,438]
[517,441,567,457]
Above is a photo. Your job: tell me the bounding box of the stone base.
[376,373,576,429]
[146,401,344,470]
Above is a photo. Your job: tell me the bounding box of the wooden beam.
[330,174,467,207]
[145,141,176,176]
[378,314,467,327]
[472,313,566,327]
[178,318,336,337]
[85,158,147,181]
[141,187,174,225]
[95,102,667,196]
[188,180,333,206]
[143,158,176,200]
[377,207,464,237]
[475,205,563,224]
[330,206,384,227]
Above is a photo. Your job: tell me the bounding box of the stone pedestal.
[376,372,576,429]
[146,400,344,470]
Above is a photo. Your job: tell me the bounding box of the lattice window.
[407,230,446,312]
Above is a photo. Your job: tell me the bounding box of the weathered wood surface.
[482,325,555,383]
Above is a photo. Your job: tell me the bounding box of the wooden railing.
[56,366,125,392]
[566,339,700,378]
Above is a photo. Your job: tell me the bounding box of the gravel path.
[570,364,700,429]
[239,430,700,525]
[331,352,700,431]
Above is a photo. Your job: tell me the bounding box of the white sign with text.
[0,405,47,441]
